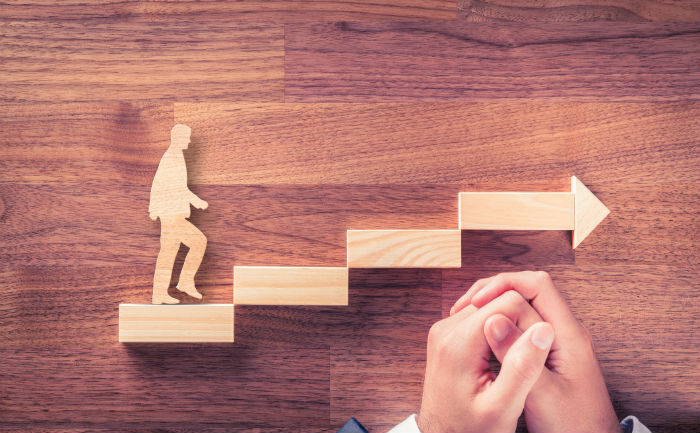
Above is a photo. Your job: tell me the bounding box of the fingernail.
[491,318,511,342]
[531,325,554,350]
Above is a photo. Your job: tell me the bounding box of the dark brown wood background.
[1,2,698,433]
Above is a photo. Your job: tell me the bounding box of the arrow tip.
[571,176,610,248]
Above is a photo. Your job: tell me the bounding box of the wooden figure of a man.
[149,124,208,304]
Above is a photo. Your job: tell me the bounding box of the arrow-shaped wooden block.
[459,176,609,248]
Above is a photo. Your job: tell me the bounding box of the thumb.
[484,314,522,363]
[486,321,554,410]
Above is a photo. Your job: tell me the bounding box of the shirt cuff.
[387,414,653,433]
[387,414,421,433]
[621,415,653,433]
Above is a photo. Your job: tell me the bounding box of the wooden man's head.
[170,124,192,150]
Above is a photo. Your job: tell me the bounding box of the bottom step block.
[234,266,348,306]
[119,304,234,343]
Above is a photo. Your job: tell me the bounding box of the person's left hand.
[417,290,555,433]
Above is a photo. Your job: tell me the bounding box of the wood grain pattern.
[3,102,696,186]
[347,230,461,268]
[118,304,234,342]
[172,102,699,185]
[285,22,700,102]
[0,344,331,432]
[234,269,443,350]
[2,6,700,432]
[457,230,575,268]
[459,192,574,230]
[233,266,348,305]
[0,21,283,103]
[329,269,442,431]
[0,0,456,22]
[332,344,427,431]
[4,0,697,23]
[2,99,698,432]
[0,103,173,184]
[458,0,700,22]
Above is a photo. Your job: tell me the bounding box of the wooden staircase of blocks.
[119,176,609,343]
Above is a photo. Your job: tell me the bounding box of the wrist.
[416,410,445,433]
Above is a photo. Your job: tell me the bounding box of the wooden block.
[234,266,348,305]
[459,192,574,230]
[118,304,234,343]
[572,176,611,248]
[347,230,461,268]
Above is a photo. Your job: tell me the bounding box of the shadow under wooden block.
[458,230,575,268]
[232,268,441,348]
[443,230,575,316]
[347,230,461,268]
[118,304,234,343]
[234,266,348,305]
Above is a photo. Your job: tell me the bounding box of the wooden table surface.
[1,2,699,433]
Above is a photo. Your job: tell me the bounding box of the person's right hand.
[451,271,621,433]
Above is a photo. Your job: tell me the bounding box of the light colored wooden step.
[233,266,348,305]
[119,304,234,343]
[347,229,461,268]
[459,192,574,230]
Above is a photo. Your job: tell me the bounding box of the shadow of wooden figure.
[149,124,209,304]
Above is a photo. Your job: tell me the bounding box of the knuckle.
[502,289,526,308]
[477,404,498,421]
[432,331,455,359]
[493,273,507,285]
[534,270,552,285]
[427,321,442,343]
[427,320,448,347]
[509,354,538,382]
[428,320,464,360]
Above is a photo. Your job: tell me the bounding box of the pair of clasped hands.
[417,271,620,433]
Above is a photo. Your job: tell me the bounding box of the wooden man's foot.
[152,293,180,305]
[176,283,203,300]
